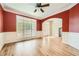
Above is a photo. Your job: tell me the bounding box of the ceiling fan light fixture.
[34,3,49,13]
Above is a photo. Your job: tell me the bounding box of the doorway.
[43,18,62,37]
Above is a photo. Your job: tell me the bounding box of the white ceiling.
[1,3,77,19]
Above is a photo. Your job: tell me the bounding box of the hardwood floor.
[0,39,43,56]
[40,37,79,56]
[0,37,79,56]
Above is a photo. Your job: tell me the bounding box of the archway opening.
[42,18,62,37]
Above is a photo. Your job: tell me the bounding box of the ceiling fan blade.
[40,8,44,13]
[41,4,49,7]
[34,9,37,12]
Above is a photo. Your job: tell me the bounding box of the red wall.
[69,4,79,32]
[3,11,16,32]
[0,5,3,32]
[37,20,42,31]
[42,10,69,32]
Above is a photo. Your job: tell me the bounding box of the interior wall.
[66,4,79,50]
[3,11,42,32]
[37,20,42,31]
[2,11,42,43]
[0,5,4,50]
[69,4,79,32]
[0,5,3,32]
[3,11,16,32]
[42,10,69,32]
[36,20,43,37]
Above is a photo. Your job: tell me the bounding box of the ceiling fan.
[34,3,50,13]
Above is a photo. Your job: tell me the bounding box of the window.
[16,16,36,39]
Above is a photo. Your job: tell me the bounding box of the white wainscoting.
[4,32,36,44]
[62,32,69,43]
[1,32,79,50]
[4,32,20,43]
[0,33,5,50]
[36,31,43,38]
[62,32,79,50]
[2,31,42,44]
